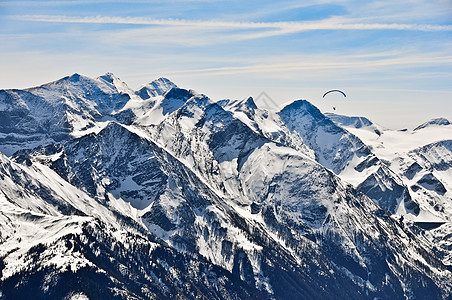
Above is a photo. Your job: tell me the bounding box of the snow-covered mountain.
[1,73,451,299]
[413,117,451,131]
[218,99,417,216]
[135,77,178,99]
[329,114,452,266]
[329,114,452,219]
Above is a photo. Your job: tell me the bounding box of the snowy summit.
[0,73,451,299]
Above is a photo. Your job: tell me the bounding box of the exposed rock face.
[0,74,451,299]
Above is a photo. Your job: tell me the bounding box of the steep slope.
[329,114,452,266]
[132,87,197,126]
[278,100,371,174]
[217,97,315,158]
[218,98,416,216]
[136,93,451,298]
[394,140,452,266]
[330,114,452,222]
[18,122,368,299]
[1,74,452,299]
[398,140,452,219]
[0,152,269,299]
[0,73,135,156]
[17,94,452,297]
[115,77,181,127]
[278,101,420,215]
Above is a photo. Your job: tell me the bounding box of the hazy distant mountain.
[1,74,451,299]
[413,117,451,131]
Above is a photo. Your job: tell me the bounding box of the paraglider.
[323,89,346,111]
[323,90,346,98]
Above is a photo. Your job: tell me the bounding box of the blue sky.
[1,0,451,129]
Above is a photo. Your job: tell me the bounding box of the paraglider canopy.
[322,89,347,112]
[323,90,346,98]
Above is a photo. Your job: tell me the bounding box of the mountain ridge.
[1,73,451,299]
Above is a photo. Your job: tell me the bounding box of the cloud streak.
[1,0,217,5]
[164,54,452,77]
[12,14,452,32]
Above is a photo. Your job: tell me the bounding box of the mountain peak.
[153,77,176,86]
[163,87,195,100]
[149,77,177,90]
[69,73,82,81]
[96,72,135,97]
[279,99,325,120]
[57,73,89,84]
[217,96,258,111]
[98,72,119,84]
[244,96,258,109]
[414,117,451,131]
[281,99,311,109]
[35,73,97,90]
[136,77,177,99]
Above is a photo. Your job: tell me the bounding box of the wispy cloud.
[2,1,451,129]
[1,0,220,5]
[12,14,452,33]
[164,54,452,77]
